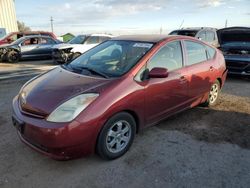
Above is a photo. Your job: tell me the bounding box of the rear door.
[144,40,189,125]
[35,37,57,57]
[183,40,213,105]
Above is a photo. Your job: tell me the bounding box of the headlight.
[47,93,99,123]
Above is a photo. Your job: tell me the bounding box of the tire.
[97,112,136,160]
[202,80,220,107]
[7,50,20,63]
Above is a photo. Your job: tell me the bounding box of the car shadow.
[156,107,250,149]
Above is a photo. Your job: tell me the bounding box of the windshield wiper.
[62,64,109,78]
[78,66,109,78]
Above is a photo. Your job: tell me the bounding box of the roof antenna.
[179,19,184,29]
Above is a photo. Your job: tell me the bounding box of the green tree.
[17,21,31,32]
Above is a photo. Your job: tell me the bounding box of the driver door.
[144,41,189,126]
[20,37,40,57]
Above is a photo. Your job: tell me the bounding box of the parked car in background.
[52,34,113,64]
[169,27,219,47]
[0,35,62,63]
[217,27,250,77]
[0,31,57,45]
[12,35,227,160]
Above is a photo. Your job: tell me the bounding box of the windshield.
[68,35,86,44]
[10,37,25,45]
[64,40,154,78]
[169,30,198,37]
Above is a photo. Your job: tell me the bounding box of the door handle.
[209,66,214,71]
[179,76,187,83]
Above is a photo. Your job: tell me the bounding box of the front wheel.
[202,80,220,107]
[97,112,136,160]
[7,50,20,63]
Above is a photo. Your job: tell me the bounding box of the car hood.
[20,67,114,116]
[217,27,250,46]
[52,43,83,50]
[0,43,13,48]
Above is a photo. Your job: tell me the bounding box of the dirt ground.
[0,74,249,188]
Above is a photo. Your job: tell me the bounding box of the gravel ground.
[0,74,249,188]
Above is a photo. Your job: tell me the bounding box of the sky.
[15,0,250,36]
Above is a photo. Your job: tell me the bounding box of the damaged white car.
[52,34,113,64]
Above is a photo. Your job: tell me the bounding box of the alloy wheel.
[105,120,131,154]
[209,83,219,104]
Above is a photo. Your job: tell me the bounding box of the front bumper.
[52,49,73,64]
[12,96,98,160]
[224,55,250,76]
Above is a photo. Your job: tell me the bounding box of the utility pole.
[225,19,228,28]
[160,25,162,34]
[50,16,54,33]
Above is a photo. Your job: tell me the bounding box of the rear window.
[170,30,198,37]
[185,41,207,65]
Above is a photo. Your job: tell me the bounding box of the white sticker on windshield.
[133,43,153,48]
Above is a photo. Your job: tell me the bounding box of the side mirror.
[149,67,168,78]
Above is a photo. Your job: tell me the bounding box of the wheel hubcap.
[106,120,131,153]
[209,83,219,104]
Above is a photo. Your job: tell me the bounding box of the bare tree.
[17,21,31,32]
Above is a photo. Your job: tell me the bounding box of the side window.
[206,46,216,59]
[197,31,206,41]
[185,41,207,65]
[85,36,99,44]
[40,38,55,44]
[22,38,39,46]
[147,41,183,72]
[206,31,215,42]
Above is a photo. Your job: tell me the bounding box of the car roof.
[111,35,171,43]
[76,34,113,37]
[174,27,217,31]
[14,31,52,34]
[111,34,194,43]
[21,35,53,39]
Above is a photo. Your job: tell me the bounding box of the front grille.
[227,49,250,56]
[226,61,249,69]
[22,134,49,152]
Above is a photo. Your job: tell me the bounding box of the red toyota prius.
[12,35,227,160]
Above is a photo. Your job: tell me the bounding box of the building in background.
[0,0,18,36]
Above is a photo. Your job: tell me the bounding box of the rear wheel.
[202,80,220,107]
[97,112,136,160]
[7,50,20,63]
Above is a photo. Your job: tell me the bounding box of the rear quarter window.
[206,46,216,59]
[185,41,207,65]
